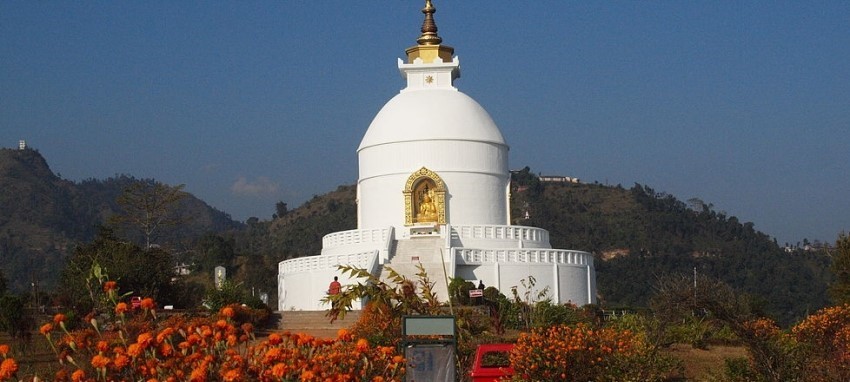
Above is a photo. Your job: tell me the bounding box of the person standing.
[328,276,341,295]
[328,276,342,308]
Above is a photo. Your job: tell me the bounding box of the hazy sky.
[2,1,848,245]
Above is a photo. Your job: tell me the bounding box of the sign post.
[401,316,457,382]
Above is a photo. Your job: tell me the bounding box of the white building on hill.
[278,1,596,311]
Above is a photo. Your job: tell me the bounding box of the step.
[275,310,362,339]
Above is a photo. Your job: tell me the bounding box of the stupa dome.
[358,89,506,152]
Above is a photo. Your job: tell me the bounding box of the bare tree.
[112,181,186,249]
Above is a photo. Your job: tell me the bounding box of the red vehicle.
[470,343,514,382]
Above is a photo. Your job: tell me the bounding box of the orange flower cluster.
[790,304,850,381]
[31,295,404,381]
[742,317,781,340]
[250,329,404,381]
[510,323,649,382]
[1,343,17,381]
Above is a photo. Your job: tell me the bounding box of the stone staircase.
[382,236,452,299]
[274,310,362,339]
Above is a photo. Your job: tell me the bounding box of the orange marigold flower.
[113,354,130,369]
[137,332,154,348]
[355,338,369,352]
[156,327,175,344]
[241,323,253,334]
[300,370,315,381]
[53,313,66,324]
[39,323,53,335]
[220,307,235,318]
[215,319,228,330]
[159,343,174,357]
[1,358,19,379]
[71,369,85,382]
[268,333,282,345]
[222,369,241,381]
[190,367,206,381]
[337,328,351,341]
[140,297,155,310]
[0,344,8,356]
[96,340,109,353]
[128,343,143,358]
[115,302,129,314]
[91,354,110,369]
[271,363,286,377]
[103,281,118,292]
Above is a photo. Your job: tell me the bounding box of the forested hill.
[510,167,830,326]
[0,148,241,292]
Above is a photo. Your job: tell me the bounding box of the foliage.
[448,277,475,306]
[0,148,240,295]
[517,176,831,326]
[0,295,30,340]
[509,323,679,381]
[57,229,177,317]
[0,270,6,296]
[790,304,850,381]
[203,280,246,313]
[325,264,443,324]
[111,180,187,249]
[828,232,850,305]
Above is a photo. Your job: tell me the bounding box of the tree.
[112,180,187,249]
[57,228,177,315]
[0,294,29,339]
[0,268,6,296]
[828,232,850,304]
[274,201,288,219]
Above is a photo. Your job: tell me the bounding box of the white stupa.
[278,1,596,311]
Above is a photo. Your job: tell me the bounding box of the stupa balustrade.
[450,224,550,248]
[454,248,592,266]
[278,251,379,274]
[321,227,395,255]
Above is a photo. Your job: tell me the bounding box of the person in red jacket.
[328,276,342,308]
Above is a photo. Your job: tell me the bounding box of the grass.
[664,343,748,381]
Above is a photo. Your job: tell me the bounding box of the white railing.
[451,225,549,244]
[279,251,378,274]
[322,228,391,250]
[454,248,593,266]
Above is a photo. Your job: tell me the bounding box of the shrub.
[509,323,678,382]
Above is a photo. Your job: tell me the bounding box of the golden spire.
[406,0,454,64]
[416,0,442,45]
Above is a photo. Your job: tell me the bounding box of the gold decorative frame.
[403,167,446,226]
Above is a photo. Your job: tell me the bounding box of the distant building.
[18,140,27,150]
[539,175,580,184]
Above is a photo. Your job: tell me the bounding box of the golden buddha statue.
[417,189,438,223]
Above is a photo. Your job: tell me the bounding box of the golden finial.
[405,0,454,64]
[416,0,442,45]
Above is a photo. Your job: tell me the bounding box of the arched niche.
[403,167,447,226]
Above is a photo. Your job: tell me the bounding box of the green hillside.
[0,148,241,292]
[510,167,830,325]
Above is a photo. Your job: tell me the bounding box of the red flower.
[103,281,118,292]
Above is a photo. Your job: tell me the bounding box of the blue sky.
[1,1,848,246]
